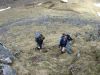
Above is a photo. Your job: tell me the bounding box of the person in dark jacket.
[66,34,73,41]
[35,33,45,50]
[59,34,68,53]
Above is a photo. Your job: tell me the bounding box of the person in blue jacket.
[59,33,68,53]
[35,32,45,50]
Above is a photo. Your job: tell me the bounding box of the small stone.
[61,0,68,3]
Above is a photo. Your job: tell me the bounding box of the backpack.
[35,32,41,39]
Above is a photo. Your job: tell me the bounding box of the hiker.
[35,32,45,50]
[66,34,73,54]
[59,33,68,53]
[66,34,73,42]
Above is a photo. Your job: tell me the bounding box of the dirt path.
[0,13,100,35]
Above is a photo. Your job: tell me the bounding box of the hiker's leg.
[37,41,42,49]
[36,39,41,49]
[39,40,43,49]
[35,38,39,48]
[61,47,65,53]
[40,44,42,49]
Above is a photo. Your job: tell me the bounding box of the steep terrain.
[0,0,100,75]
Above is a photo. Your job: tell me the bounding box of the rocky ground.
[0,0,100,75]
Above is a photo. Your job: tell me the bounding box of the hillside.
[0,0,100,75]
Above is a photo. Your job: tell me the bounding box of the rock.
[0,57,12,64]
[61,0,68,3]
[0,43,14,64]
[0,64,16,75]
[0,7,11,12]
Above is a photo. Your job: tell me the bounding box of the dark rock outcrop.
[0,43,14,64]
[0,64,16,75]
[0,43,16,75]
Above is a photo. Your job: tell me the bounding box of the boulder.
[0,64,16,75]
[0,57,12,64]
[61,0,68,3]
[0,43,14,64]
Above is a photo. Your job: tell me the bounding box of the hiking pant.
[35,38,43,49]
[60,47,66,53]
[66,41,73,54]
